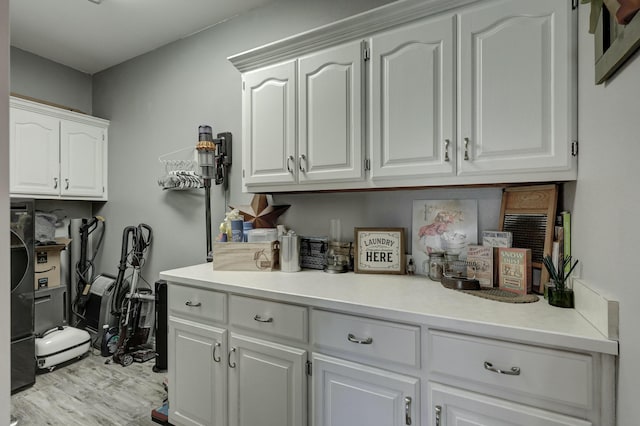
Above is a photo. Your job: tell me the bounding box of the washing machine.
[10,199,36,393]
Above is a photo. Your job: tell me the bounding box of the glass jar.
[428,252,444,281]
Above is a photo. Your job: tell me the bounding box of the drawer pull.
[484,361,521,376]
[444,139,450,162]
[185,301,202,307]
[404,396,412,425]
[347,333,373,345]
[253,315,274,323]
[213,342,221,363]
[434,405,441,426]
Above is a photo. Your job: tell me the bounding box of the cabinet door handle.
[347,333,373,345]
[464,137,470,160]
[444,139,450,162]
[404,396,412,425]
[228,347,236,368]
[484,361,521,376]
[286,155,295,173]
[213,342,221,363]
[299,154,307,173]
[53,177,58,189]
[185,300,201,307]
[434,405,442,426]
[253,314,273,323]
[65,178,70,190]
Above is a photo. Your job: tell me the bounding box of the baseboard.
[573,278,619,340]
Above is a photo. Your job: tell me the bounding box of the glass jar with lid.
[427,252,445,281]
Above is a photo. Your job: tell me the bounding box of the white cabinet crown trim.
[228,0,480,72]
[10,96,109,128]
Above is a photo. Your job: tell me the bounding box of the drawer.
[311,310,420,368]
[229,295,308,342]
[168,284,226,324]
[427,330,593,410]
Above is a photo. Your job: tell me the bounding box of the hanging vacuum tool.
[72,216,106,319]
[196,125,232,261]
[110,223,154,366]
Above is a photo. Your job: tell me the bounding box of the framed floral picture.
[411,200,478,276]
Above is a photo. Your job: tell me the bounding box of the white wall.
[1,0,10,420]
[576,4,640,424]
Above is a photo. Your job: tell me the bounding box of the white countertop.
[160,263,618,355]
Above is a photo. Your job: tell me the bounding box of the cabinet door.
[242,60,297,187]
[10,108,60,196]
[429,382,591,426]
[228,333,306,426]
[168,318,227,426]
[298,40,364,183]
[458,0,573,176]
[60,120,105,197]
[370,14,455,180]
[313,353,419,426]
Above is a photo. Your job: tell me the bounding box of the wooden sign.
[354,228,405,274]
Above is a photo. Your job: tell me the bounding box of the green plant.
[542,255,579,291]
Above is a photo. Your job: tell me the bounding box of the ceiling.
[10,0,278,75]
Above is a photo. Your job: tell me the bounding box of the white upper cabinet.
[10,108,61,196]
[230,0,576,192]
[298,40,365,184]
[60,121,105,197]
[370,14,455,181]
[242,60,297,187]
[240,41,365,191]
[10,97,109,200]
[457,0,574,177]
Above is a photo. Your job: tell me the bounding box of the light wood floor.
[11,348,166,426]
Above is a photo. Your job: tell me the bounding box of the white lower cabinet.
[167,280,614,426]
[312,353,419,426]
[168,287,308,426]
[428,382,591,426]
[228,333,307,426]
[168,318,227,426]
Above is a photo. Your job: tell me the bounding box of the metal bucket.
[279,233,301,272]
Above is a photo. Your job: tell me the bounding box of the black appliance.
[153,279,167,372]
[10,199,36,393]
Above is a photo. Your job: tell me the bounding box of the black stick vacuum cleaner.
[109,223,155,366]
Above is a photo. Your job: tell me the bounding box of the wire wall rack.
[157,147,203,190]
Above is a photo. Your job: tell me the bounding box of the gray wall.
[10,46,92,114]
[576,4,640,424]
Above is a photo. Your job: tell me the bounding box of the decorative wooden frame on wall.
[498,184,558,294]
[594,4,640,83]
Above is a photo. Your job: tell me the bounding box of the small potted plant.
[542,255,579,308]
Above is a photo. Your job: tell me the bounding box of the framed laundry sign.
[354,228,405,274]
